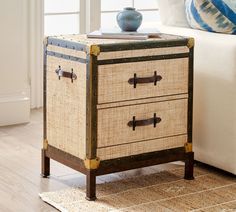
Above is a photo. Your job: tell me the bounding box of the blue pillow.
[185,0,236,34]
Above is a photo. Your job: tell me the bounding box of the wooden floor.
[0,109,193,212]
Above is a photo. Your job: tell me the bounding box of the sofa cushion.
[157,0,189,27]
[185,0,236,34]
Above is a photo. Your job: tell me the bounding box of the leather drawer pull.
[55,66,77,83]
[128,71,162,88]
[127,113,162,131]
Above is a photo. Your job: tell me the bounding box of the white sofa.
[157,24,236,174]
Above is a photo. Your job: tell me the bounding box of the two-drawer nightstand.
[41,34,194,200]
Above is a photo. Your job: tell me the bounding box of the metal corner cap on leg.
[184,142,192,153]
[43,139,48,150]
[84,157,100,170]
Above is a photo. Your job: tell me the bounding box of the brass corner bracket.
[84,157,100,170]
[43,139,48,150]
[185,142,193,153]
[187,38,195,49]
[90,45,100,56]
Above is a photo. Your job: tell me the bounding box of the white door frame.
[84,0,101,33]
[29,0,44,108]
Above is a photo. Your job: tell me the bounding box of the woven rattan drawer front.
[97,134,187,160]
[97,98,187,148]
[46,56,87,159]
[97,58,188,104]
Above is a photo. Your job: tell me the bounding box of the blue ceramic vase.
[116,7,143,32]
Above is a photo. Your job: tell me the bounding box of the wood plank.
[0,164,56,212]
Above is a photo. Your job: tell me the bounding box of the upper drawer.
[97,58,189,104]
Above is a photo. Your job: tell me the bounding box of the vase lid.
[124,7,136,11]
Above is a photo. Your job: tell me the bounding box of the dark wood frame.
[42,36,195,201]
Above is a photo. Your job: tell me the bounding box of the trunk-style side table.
[41,34,195,200]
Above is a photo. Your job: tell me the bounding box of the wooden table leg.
[86,170,96,201]
[184,151,194,180]
[41,149,50,178]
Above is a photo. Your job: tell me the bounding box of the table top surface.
[47,33,189,47]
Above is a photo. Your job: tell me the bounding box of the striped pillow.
[185,0,236,34]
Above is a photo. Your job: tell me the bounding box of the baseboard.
[0,92,30,126]
[194,147,236,175]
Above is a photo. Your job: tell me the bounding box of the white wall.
[0,0,30,94]
[0,0,31,126]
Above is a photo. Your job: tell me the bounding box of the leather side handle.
[55,66,77,83]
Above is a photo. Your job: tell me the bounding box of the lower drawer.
[97,134,187,160]
[97,98,188,148]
